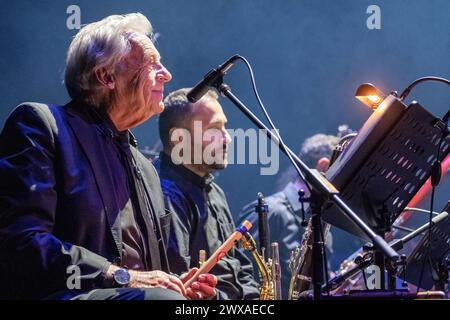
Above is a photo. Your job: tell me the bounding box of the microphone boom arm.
[215,81,401,265]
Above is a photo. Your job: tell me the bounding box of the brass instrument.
[239,192,281,300]
[288,214,331,299]
[240,232,281,300]
[288,130,356,299]
[271,243,282,300]
[288,218,312,299]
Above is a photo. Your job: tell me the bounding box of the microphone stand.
[214,81,402,300]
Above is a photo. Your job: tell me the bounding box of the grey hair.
[159,88,218,150]
[298,134,340,168]
[274,129,348,191]
[64,13,152,107]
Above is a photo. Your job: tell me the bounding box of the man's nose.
[157,64,172,83]
[223,129,231,145]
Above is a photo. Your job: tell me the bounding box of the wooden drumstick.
[183,220,252,288]
[199,250,206,267]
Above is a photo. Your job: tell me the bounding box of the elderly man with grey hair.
[0,13,216,300]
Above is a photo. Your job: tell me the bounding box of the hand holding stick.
[183,220,253,288]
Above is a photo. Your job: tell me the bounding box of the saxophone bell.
[240,231,280,300]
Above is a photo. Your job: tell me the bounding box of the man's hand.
[180,268,217,300]
[128,270,187,296]
[106,265,186,296]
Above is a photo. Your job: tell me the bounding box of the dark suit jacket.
[0,101,171,299]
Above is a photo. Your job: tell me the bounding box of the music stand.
[402,205,450,291]
[324,210,449,293]
[323,96,450,240]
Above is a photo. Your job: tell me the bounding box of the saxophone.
[288,217,331,299]
[240,232,281,300]
[288,130,356,299]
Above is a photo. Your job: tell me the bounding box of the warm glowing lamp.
[355,83,386,110]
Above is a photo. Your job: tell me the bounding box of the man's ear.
[316,157,330,173]
[168,127,180,148]
[95,67,115,90]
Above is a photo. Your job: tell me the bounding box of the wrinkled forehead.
[127,32,160,64]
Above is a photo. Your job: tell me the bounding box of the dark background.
[1,0,449,269]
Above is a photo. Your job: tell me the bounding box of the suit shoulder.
[10,102,60,119]
[210,181,226,196]
[2,102,67,145]
[159,177,185,199]
[6,102,65,131]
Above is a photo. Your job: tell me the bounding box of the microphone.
[187,55,239,103]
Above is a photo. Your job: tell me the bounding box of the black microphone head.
[187,69,219,103]
[187,56,239,103]
[186,95,197,103]
[187,83,205,103]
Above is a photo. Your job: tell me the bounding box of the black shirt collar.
[77,102,137,148]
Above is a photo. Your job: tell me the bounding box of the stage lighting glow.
[355,83,386,110]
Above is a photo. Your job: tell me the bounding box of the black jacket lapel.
[63,103,122,256]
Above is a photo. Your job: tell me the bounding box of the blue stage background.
[1,0,449,269]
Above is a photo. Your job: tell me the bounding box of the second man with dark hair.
[154,88,260,300]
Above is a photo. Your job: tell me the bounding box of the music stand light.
[355,83,386,110]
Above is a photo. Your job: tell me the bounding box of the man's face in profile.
[187,98,231,173]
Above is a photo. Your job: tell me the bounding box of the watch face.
[114,268,130,286]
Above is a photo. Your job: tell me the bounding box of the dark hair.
[158,88,218,150]
[158,88,193,150]
[274,125,354,191]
